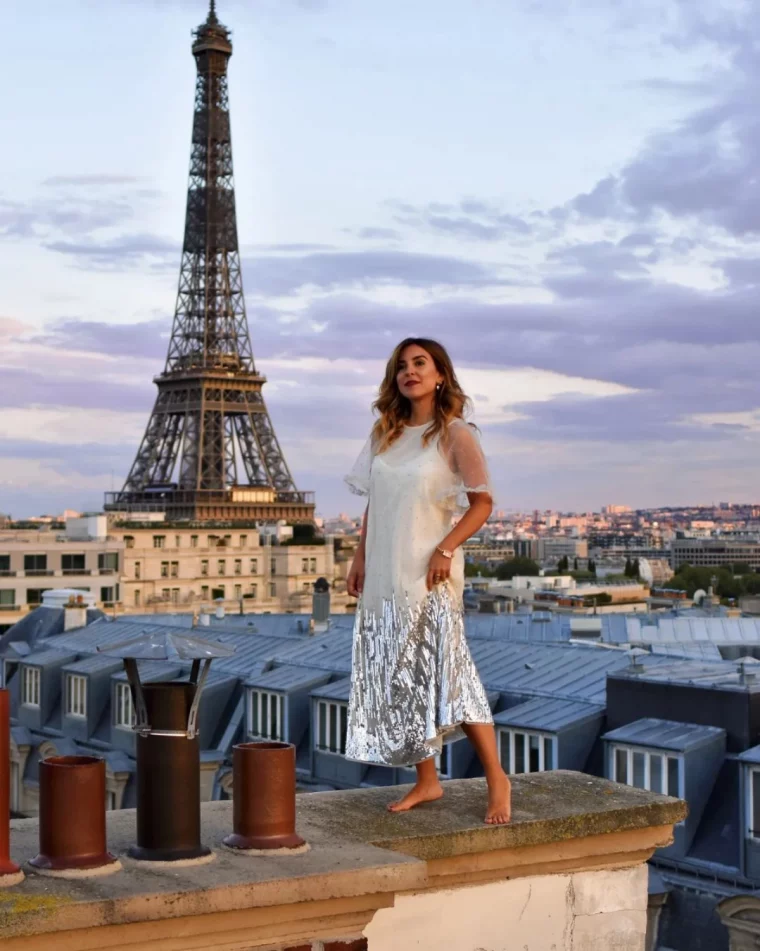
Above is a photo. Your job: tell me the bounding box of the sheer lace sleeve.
[438,419,494,512]
[344,432,376,497]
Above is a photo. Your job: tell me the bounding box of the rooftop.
[0,772,686,946]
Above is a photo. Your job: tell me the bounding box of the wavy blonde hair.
[371,337,471,452]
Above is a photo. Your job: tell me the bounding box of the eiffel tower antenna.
[106,6,314,524]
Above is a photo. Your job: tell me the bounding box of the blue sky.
[2,0,759,518]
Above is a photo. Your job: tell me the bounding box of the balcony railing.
[24,569,53,577]
[0,570,15,577]
[0,605,20,612]
[62,568,91,576]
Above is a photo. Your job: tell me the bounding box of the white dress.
[344,418,494,767]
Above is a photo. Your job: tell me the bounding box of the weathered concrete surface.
[300,771,687,861]
[0,771,686,942]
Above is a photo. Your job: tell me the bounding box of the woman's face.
[396,344,443,402]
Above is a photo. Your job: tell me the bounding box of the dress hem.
[344,716,494,768]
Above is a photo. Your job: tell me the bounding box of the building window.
[270,558,277,575]
[21,667,40,707]
[250,558,258,574]
[114,683,135,729]
[134,590,141,607]
[171,588,180,604]
[218,559,226,576]
[0,590,16,608]
[160,561,169,578]
[190,535,198,548]
[134,562,141,580]
[269,582,276,598]
[250,583,257,599]
[240,535,248,548]
[212,586,225,600]
[65,674,87,718]
[499,729,555,774]
[249,690,285,741]
[303,582,310,591]
[224,535,232,547]
[201,560,209,577]
[234,559,242,575]
[208,535,219,548]
[124,536,135,549]
[174,535,181,548]
[61,554,86,574]
[310,558,317,573]
[24,554,47,574]
[100,586,117,604]
[170,561,179,578]
[26,589,50,606]
[302,558,309,573]
[98,552,119,572]
[315,700,348,755]
[153,536,166,549]
[162,588,170,601]
[611,745,681,797]
[0,555,9,575]
[201,585,209,599]
[234,584,242,599]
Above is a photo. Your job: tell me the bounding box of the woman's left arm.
[426,493,492,590]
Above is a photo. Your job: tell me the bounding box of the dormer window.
[114,683,135,729]
[748,769,760,840]
[21,667,40,707]
[65,674,87,718]
[610,744,681,797]
[315,700,347,755]
[248,689,284,742]
[499,728,555,774]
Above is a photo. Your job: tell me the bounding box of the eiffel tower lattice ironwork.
[106,2,314,523]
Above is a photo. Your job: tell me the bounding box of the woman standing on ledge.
[345,338,511,825]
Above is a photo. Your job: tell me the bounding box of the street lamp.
[98,630,235,862]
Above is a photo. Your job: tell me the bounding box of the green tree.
[587,558,596,577]
[573,557,579,570]
[557,555,569,572]
[732,563,752,575]
[496,557,541,581]
[632,558,640,578]
[624,557,633,577]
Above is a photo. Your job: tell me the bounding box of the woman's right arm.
[347,506,368,597]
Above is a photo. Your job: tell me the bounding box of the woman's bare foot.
[387,779,444,813]
[485,771,511,825]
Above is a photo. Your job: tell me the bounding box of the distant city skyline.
[2,0,759,518]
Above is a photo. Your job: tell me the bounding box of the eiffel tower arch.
[106,2,314,523]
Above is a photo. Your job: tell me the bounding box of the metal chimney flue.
[98,631,235,862]
[738,657,760,685]
[30,756,120,877]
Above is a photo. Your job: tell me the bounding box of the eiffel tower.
[106,2,314,523]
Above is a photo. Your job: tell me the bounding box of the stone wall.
[0,772,685,951]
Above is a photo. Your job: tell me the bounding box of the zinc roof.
[602,717,725,753]
[493,697,605,733]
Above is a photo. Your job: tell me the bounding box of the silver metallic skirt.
[345,584,493,767]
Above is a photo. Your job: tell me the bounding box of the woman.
[345,337,511,824]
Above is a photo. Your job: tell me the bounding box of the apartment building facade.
[671,538,760,572]
[0,518,123,632]
[112,524,347,615]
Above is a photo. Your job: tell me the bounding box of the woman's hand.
[347,548,366,598]
[426,548,452,591]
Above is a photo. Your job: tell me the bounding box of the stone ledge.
[0,771,687,949]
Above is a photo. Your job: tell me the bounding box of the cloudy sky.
[2,0,759,518]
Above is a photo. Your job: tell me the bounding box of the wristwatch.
[436,546,453,559]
